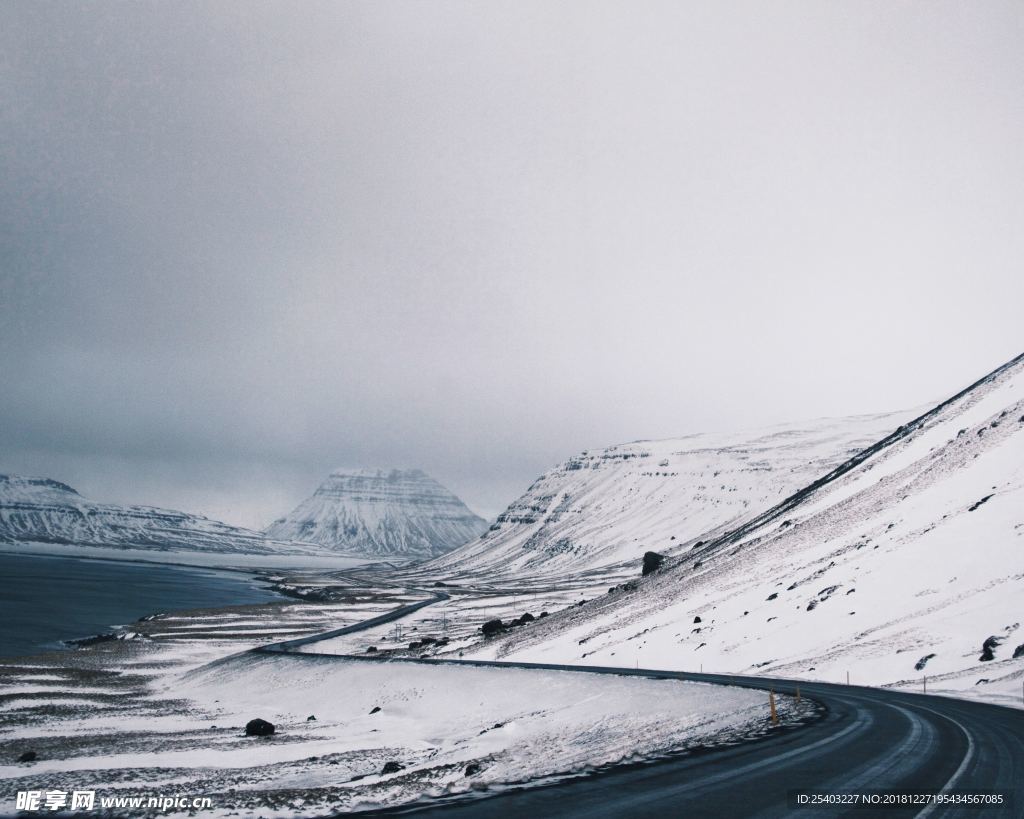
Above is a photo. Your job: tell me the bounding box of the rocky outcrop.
[244,718,275,736]
[642,551,665,576]
[265,468,487,559]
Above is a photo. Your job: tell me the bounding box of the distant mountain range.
[0,474,288,554]
[264,468,488,559]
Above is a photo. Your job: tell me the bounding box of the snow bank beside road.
[165,654,797,814]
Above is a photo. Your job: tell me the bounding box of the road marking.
[911,703,976,819]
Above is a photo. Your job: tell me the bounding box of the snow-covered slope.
[427,411,913,578]
[0,474,287,554]
[265,469,487,559]
[480,352,1024,706]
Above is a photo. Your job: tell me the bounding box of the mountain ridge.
[265,467,487,559]
[0,473,293,554]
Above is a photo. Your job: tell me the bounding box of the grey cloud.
[2,1,1022,527]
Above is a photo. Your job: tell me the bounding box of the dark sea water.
[0,552,280,658]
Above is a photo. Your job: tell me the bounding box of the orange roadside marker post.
[769,689,779,725]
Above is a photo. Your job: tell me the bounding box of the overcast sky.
[2,1,1022,528]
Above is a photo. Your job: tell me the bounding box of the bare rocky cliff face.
[0,474,283,554]
[265,468,487,559]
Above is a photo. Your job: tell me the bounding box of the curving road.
[260,594,1022,818]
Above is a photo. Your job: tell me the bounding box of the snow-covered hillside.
[265,468,487,560]
[427,411,913,578]
[0,475,287,555]
[478,352,1024,706]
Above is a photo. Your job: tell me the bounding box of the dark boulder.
[465,762,482,776]
[980,636,1002,662]
[515,613,535,625]
[244,718,275,737]
[642,551,665,576]
[481,619,506,637]
[17,751,37,763]
[369,706,381,715]
[693,615,702,624]
[381,761,405,775]
[766,593,778,601]
[1014,644,1024,659]
[366,646,378,653]
[306,715,317,722]
[539,611,549,618]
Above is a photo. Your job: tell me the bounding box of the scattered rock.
[693,615,702,624]
[306,715,317,722]
[975,679,990,686]
[980,636,1002,662]
[1014,644,1024,659]
[968,495,994,512]
[766,593,778,601]
[539,611,549,618]
[381,761,405,775]
[806,600,818,611]
[465,762,482,776]
[481,619,506,637]
[244,718,275,737]
[515,612,535,625]
[17,751,37,763]
[366,646,378,653]
[369,706,381,715]
[642,551,665,576]
[914,654,936,671]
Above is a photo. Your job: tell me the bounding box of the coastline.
[0,540,374,574]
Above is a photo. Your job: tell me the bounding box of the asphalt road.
[263,595,1023,818]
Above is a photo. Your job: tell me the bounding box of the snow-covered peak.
[0,474,82,503]
[265,468,487,560]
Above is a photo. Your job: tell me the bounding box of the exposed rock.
[17,751,37,763]
[968,495,994,512]
[642,551,665,576]
[514,613,535,625]
[380,761,405,775]
[465,762,482,776]
[244,718,275,737]
[1014,644,1024,659]
[766,593,778,601]
[980,636,1002,662]
[481,619,506,637]
[366,646,378,653]
[693,615,702,623]
[369,706,381,715]
[306,715,317,721]
[915,654,936,671]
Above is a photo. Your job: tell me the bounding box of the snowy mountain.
[427,410,914,578]
[0,474,287,554]
[265,468,487,559]
[480,351,1024,704]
